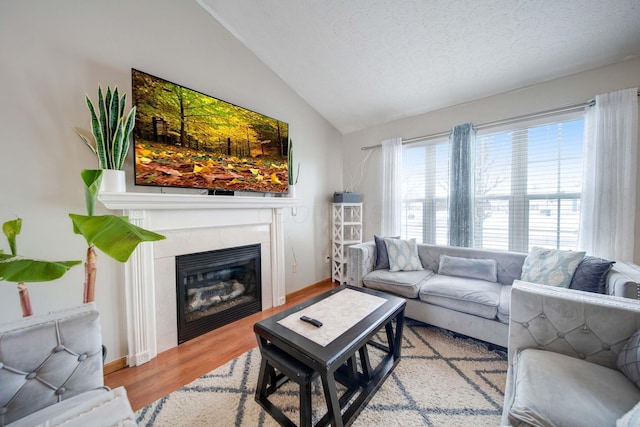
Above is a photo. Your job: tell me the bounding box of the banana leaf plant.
[74,85,136,170]
[0,218,81,317]
[70,169,165,303]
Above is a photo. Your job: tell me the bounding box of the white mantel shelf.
[98,191,296,210]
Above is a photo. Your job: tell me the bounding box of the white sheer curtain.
[381,137,402,236]
[579,87,638,261]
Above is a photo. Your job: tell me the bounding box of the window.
[401,114,584,252]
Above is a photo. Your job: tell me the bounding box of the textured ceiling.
[196,0,640,134]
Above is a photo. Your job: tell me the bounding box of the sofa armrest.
[347,241,376,287]
[607,262,640,299]
[508,280,640,369]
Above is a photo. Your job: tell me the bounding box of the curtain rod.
[361,91,640,151]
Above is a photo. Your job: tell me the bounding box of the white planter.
[287,184,296,198]
[99,169,126,193]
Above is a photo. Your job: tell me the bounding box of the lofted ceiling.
[196,0,640,134]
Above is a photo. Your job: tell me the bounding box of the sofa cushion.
[509,349,640,427]
[520,246,585,288]
[384,238,423,272]
[497,285,511,324]
[363,269,434,298]
[418,275,502,319]
[438,254,498,282]
[373,235,398,270]
[618,329,640,388]
[569,255,615,294]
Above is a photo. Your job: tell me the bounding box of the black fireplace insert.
[176,244,261,344]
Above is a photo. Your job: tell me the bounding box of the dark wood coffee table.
[254,285,406,427]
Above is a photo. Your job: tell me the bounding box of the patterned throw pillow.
[373,235,399,270]
[384,238,423,272]
[618,329,640,389]
[520,246,586,288]
[569,256,615,294]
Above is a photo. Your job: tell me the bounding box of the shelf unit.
[331,203,363,284]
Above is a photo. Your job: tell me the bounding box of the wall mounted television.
[131,69,289,194]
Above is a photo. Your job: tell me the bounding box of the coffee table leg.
[321,371,344,427]
[358,346,371,381]
[393,310,405,359]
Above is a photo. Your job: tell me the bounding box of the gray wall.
[342,58,640,263]
[0,0,342,362]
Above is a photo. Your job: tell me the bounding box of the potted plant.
[0,170,165,315]
[287,139,300,197]
[75,85,136,192]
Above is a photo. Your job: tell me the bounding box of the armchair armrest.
[347,241,376,287]
[509,280,640,369]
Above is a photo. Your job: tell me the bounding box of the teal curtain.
[448,123,476,247]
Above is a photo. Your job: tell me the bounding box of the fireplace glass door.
[176,244,261,344]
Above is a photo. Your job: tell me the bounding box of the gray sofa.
[0,303,136,427]
[347,240,640,347]
[503,281,640,426]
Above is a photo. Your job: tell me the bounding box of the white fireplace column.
[98,192,294,366]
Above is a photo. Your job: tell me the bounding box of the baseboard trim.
[286,277,335,302]
[104,357,128,375]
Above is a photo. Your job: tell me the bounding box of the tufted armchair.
[502,280,640,426]
[0,303,136,427]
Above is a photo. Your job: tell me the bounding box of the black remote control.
[300,315,323,327]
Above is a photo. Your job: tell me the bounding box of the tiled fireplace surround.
[99,192,294,366]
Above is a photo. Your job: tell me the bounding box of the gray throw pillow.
[520,246,585,288]
[384,238,423,272]
[569,256,615,294]
[618,329,640,388]
[374,235,399,270]
[438,255,498,282]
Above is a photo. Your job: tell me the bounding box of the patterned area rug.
[136,320,507,426]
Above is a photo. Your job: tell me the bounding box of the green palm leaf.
[69,214,166,262]
[0,254,81,283]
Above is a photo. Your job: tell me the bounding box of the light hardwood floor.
[104,280,337,411]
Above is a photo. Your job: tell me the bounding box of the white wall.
[342,58,640,262]
[0,0,342,362]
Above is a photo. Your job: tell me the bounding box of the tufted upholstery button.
[582,325,590,332]
[54,345,65,353]
[55,387,66,395]
[579,354,586,359]
[539,313,546,319]
[557,332,565,339]
[78,354,88,362]
[26,372,37,380]
[603,343,611,350]
[522,322,529,328]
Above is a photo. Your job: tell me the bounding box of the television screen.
[131,69,289,193]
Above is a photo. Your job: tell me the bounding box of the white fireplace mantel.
[99,191,296,210]
[98,191,294,366]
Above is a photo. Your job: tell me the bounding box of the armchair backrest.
[0,303,104,426]
[509,281,640,369]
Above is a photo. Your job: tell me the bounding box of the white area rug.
[136,320,507,426]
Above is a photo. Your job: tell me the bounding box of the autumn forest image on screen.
[132,69,289,193]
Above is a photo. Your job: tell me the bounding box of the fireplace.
[176,244,262,344]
